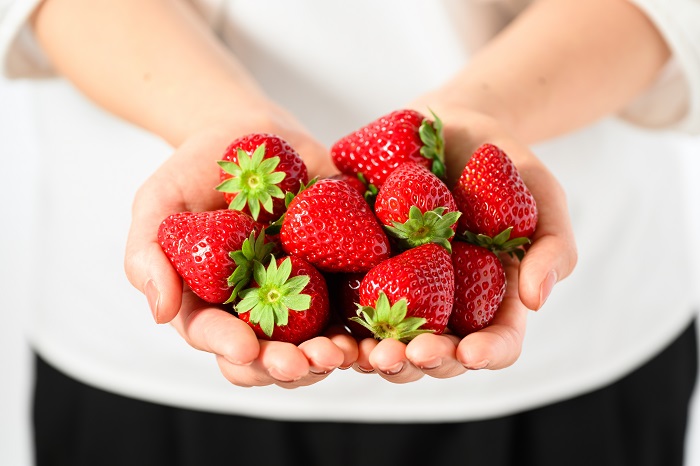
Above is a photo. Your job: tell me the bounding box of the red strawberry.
[157,209,267,304]
[331,109,446,189]
[280,178,391,273]
[216,133,308,224]
[352,243,455,341]
[327,173,369,197]
[236,255,330,345]
[448,242,506,337]
[452,143,537,257]
[374,162,461,252]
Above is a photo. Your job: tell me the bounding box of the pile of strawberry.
[158,110,538,345]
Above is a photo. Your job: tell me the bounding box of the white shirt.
[0,0,698,423]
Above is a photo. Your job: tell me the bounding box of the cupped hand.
[355,104,577,383]
[354,255,526,382]
[124,107,355,388]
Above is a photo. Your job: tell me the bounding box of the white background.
[1,77,699,466]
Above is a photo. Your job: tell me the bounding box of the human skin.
[32,0,668,386]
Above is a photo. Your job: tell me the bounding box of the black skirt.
[33,319,698,466]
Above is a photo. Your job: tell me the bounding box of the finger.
[456,263,528,370]
[294,139,335,179]
[405,333,467,379]
[368,338,424,383]
[257,336,349,389]
[216,355,266,388]
[517,161,577,310]
[259,340,311,383]
[217,340,310,387]
[298,336,345,375]
[354,338,379,373]
[124,178,186,324]
[324,325,360,369]
[519,230,575,310]
[170,293,260,365]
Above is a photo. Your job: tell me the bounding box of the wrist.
[407,97,548,189]
[414,82,520,139]
[171,101,335,180]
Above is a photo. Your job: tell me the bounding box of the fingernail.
[420,358,442,370]
[466,360,489,370]
[145,279,161,323]
[380,362,404,376]
[539,270,558,309]
[224,356,253,366]
[309,367,332,375]
[356,365,375,374]
[268,367,301,382]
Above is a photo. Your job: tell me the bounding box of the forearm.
[32,0,270,147]
[436,0,670,144]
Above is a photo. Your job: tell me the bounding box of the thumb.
[517,173,577,310]
[124,179,184,324]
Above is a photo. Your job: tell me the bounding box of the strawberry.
[216,133,308,224]
[331,109,446,189]
[236,255,330,345]
[452,143,537,258]
[280,178,391,273]
[327,173,369,198]
[351,243,455,341]
[448,241,506,337]
[374,162,461,252]
[157,209,268,304]
[327,272,374,339]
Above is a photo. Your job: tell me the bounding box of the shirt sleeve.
[0,0,53,78]
[620,0,700,134]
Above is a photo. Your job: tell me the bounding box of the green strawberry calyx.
[350,292,433,343]
[419,110,446,180]
[235,256,311,337]
[459,226,531,261]
[215,143,286,220]
[384,206,461,253]
[224,230,275,304]
[356,172,379,207]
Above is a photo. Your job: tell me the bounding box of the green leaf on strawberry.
[459,226,531,261]
[419,110,446,179]
[225,230,275,303]
[356,172,379,207]
[350,292,433,343]
[236,256,311,337]
[384,206,461,253]
[263,177,318,237]
[216,143,287,221]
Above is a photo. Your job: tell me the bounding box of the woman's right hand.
[123,107,357,388]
